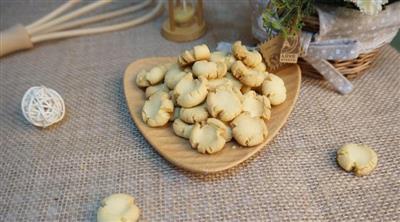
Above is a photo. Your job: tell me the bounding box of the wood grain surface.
[123,57,301,173]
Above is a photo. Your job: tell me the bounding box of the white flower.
[345,0,389,15]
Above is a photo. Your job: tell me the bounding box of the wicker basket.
[300,16,381,79]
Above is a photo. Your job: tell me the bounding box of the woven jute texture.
[1,1,399,221]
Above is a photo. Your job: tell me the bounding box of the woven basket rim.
[300,15,381,79]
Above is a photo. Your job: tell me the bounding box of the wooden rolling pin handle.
[0,24,34,58]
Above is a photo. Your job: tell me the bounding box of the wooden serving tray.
[123,57,301,173]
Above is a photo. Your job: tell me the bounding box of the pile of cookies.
[136,41,287,154]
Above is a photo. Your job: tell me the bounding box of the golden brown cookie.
[97,193,140,222]
[207,85,242,122]
[142,92,174,127]
[242,90,271,120]
[261,73,287,106]
[337,144,378,176]
[173,73,208,108]
[179,103,209,124]
[190,121,226,154]
[231,61,265,87]
[173,118,194,139]
[231,113,268,147]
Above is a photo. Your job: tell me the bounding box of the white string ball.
[21,86,65,128]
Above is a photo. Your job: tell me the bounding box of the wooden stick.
[28,0,112,36]
[31,0,163,44]
[45,0,152,33]
[0,25,33,57]
[26,0,81,31]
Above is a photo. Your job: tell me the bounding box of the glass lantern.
[161,0,206,42]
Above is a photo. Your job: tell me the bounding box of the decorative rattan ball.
[21,86,65,128]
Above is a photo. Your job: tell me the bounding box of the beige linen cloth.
[0,1,399,221]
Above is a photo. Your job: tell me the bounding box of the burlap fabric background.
[1,1,399,221]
